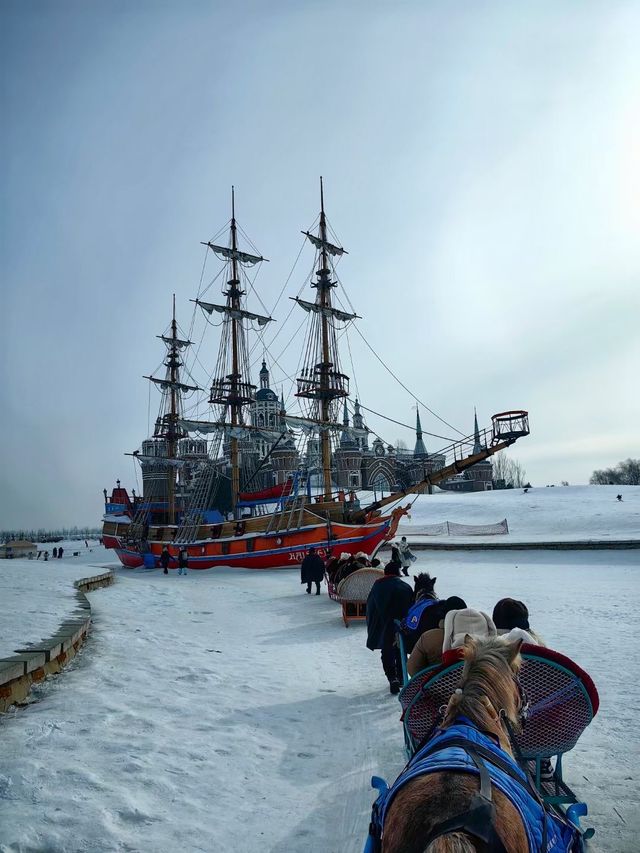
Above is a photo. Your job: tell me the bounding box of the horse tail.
[423,833,478,853]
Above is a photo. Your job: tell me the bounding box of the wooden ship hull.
[103,506,405,570]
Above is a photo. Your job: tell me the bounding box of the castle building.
[439,409,493,492]
[140,358,492,502]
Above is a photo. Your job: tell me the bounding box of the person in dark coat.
[52,547,58,559]
[301,546,324,595]
[58,547,64,559]
[177,547,189,576]
[366,560,413,693]
[160,545,170,575]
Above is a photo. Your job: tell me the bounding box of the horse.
[413,573,438,603]
[374,635,580,853]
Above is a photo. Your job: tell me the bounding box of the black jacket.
[366,575,413,650]
[301,553,325,584]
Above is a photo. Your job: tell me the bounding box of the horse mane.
[441,636,523,749]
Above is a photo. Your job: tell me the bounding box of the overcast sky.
[2,0,639,529]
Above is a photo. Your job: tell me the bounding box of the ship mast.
[229,188,241,512]
[318,180,333,500]
[295,178,357,501]
[142,298,200,525]
[166,295,179,523]
[196,189,272,518]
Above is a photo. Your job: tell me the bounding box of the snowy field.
[1,548,639,851]
[0,541,101,659]
[397,485,640,543]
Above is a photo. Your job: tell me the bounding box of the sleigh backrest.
[336,568,383,602]
[401,645,599,759]
[515,646,599,759]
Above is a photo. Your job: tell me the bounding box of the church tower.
[335,400,363,489]
[413,407,428,458]
[465,408,493,490]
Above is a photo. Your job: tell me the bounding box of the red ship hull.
[106,511,403,570]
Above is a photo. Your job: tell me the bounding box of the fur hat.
[339,552,350,561]
[492,598,530,631]
[355,551,368,560]
[442,608,497,651]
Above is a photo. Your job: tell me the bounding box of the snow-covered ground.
[0,494,639,852]
[0,541,101,659]
[397,485,640,542]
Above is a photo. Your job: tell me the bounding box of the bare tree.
[590,458,640,485]
[492,451,527,488]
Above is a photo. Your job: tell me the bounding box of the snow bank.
[0,541,108,659]
[398,485,640,542]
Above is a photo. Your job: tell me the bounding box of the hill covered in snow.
[397,484,640,543]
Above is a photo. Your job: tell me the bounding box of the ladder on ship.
[175,461,219,543]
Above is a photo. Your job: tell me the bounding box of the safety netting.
[413,519,509,536]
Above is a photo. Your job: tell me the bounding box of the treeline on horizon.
[1,525,102,543]
[589,458,640,486]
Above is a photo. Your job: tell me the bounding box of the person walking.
[397,536,415,576]
[52,547,58,559]
[366,560,413,694]
[160,545,170,575]
[58,547,64,559]
[177,547,189,576]
[300,546,324,595]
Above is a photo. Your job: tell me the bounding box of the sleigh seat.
[398,645,599,829]
[334,568,383,627]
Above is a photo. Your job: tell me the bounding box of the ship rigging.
[102,181,530,569]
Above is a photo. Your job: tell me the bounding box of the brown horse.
[383,636,528,853]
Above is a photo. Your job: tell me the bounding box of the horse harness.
[364,714,586,853]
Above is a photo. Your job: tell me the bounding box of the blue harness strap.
[365,723,584,853]
[401,598,439,634]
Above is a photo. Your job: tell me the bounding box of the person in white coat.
[397,536,415,577]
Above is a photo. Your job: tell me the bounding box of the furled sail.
[131,454,189,468]
[284,414,344,433]
[158,335,192,349]
[302,231,346,257]
[179,419,283,441]
[290,297,358,322]
[202,242,266,266]
[195,300,273,327]
[144,376,201,393]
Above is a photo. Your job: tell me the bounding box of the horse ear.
[506,637,524,663]
[432,577,437,585]
[463,633,478,654]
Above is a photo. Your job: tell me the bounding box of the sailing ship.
[102,181,530,569]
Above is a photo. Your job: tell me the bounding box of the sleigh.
[332,568,383,627]
[397,644,599,838]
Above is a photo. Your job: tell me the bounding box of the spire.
[414,406,428,458]
[353,399,364,430]
[473,407,482,455]
[340,399,357,448]
[259,359,269,390]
